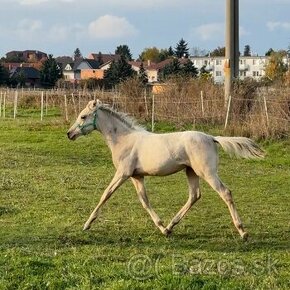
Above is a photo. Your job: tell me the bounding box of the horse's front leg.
[83,170,128,230]
[131,176,169,236]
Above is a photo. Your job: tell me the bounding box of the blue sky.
[0,0,290,59]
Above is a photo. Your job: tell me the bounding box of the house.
[56,56,82,82]
[6,50,47,63]
[88,52,120,65]
[10,66,40,87]
[75,59,103,80]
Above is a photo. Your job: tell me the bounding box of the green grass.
[0,117,289,290]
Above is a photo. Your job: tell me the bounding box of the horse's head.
[67,100,100,141]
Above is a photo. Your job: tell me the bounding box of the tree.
[264,50,288,82]
[174,38,189,58]
[40,55,62,88]
[138,62,148,85]
[265,48,274,56]
[161,59,197,79]
[181,60,198,78]
[0,63,9,85]
[209,46,225,57]
[161,58,181,79]
[104,55,136,88]
[243,45,251,56]
[115,45,132,61]
[191,47,208,57]
[139,47,161,63]
[168,46,174,56]
[73,48,82,60]
[158,49,170,62]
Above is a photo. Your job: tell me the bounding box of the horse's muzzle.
[67,131,77,141]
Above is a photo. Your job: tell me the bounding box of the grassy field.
[0,117,289,290]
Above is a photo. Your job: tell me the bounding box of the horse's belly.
[134,160,186,176]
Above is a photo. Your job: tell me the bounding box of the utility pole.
[224,0,239,103]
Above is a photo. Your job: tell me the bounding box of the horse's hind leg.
[166,167,201,234]
[204,173,248,240]
[131,176,169,235]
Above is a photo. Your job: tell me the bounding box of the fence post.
[40,91,44,121]
[3,92,6,118]
[224,95,232,129]
[64,94,68,122]
[45,91,48,115]
[0,92,2,117]
[200,90,204,117]
[13,90,18,119]
[144,89,149,117]
[263,95,269,128]
[71,93,77,116]
[78,91,81,113]
[151,94,155,132]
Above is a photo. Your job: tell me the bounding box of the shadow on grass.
[2,223,289,254]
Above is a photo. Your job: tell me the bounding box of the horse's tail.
[213,136,265,159]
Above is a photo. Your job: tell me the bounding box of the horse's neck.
[98,111,133,150]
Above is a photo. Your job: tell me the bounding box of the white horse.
[67,100,264,240]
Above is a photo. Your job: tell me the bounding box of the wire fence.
[0,87,289,138]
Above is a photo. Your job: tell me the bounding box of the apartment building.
[189,55,289,83]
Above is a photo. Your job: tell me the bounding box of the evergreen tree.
[73,48,82,60]
[181,60,198,78]
[40,55,62,88]
[104,55,136,88]
[174,38,189,58]
[168,46,174,56]
[265,48,274,56]
[161,58,181,79]
[243,45,251,56]
[138,62,148,85]
[0,63,9,85]
[115,45,133,61]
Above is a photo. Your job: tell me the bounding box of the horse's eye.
[81,115,87,120]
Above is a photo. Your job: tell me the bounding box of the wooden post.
[45,91,48,115]
[200,90,204,117]
[13,90,18,119]
[224,95,232,129]
[78,91,81,113]
[144,89,149,117]
[151,94,155,132]
[71,93,77,116]
[3,92,6,118]
[0,92,2,117]
[40,91,44,121]
[64,94,68,122]
[263,95,269,127]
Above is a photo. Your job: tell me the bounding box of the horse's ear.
[91,99,101,108]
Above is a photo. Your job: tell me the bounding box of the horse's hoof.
[83,223,91,231]
[163,228,172,237]
[242,232,249,241]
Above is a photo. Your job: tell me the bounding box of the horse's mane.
[98,105,145,131]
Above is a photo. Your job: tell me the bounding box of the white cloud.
[16,19,42,38]
[193,23,224,41]
[88,15,138,39]
[267,21,290,31]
